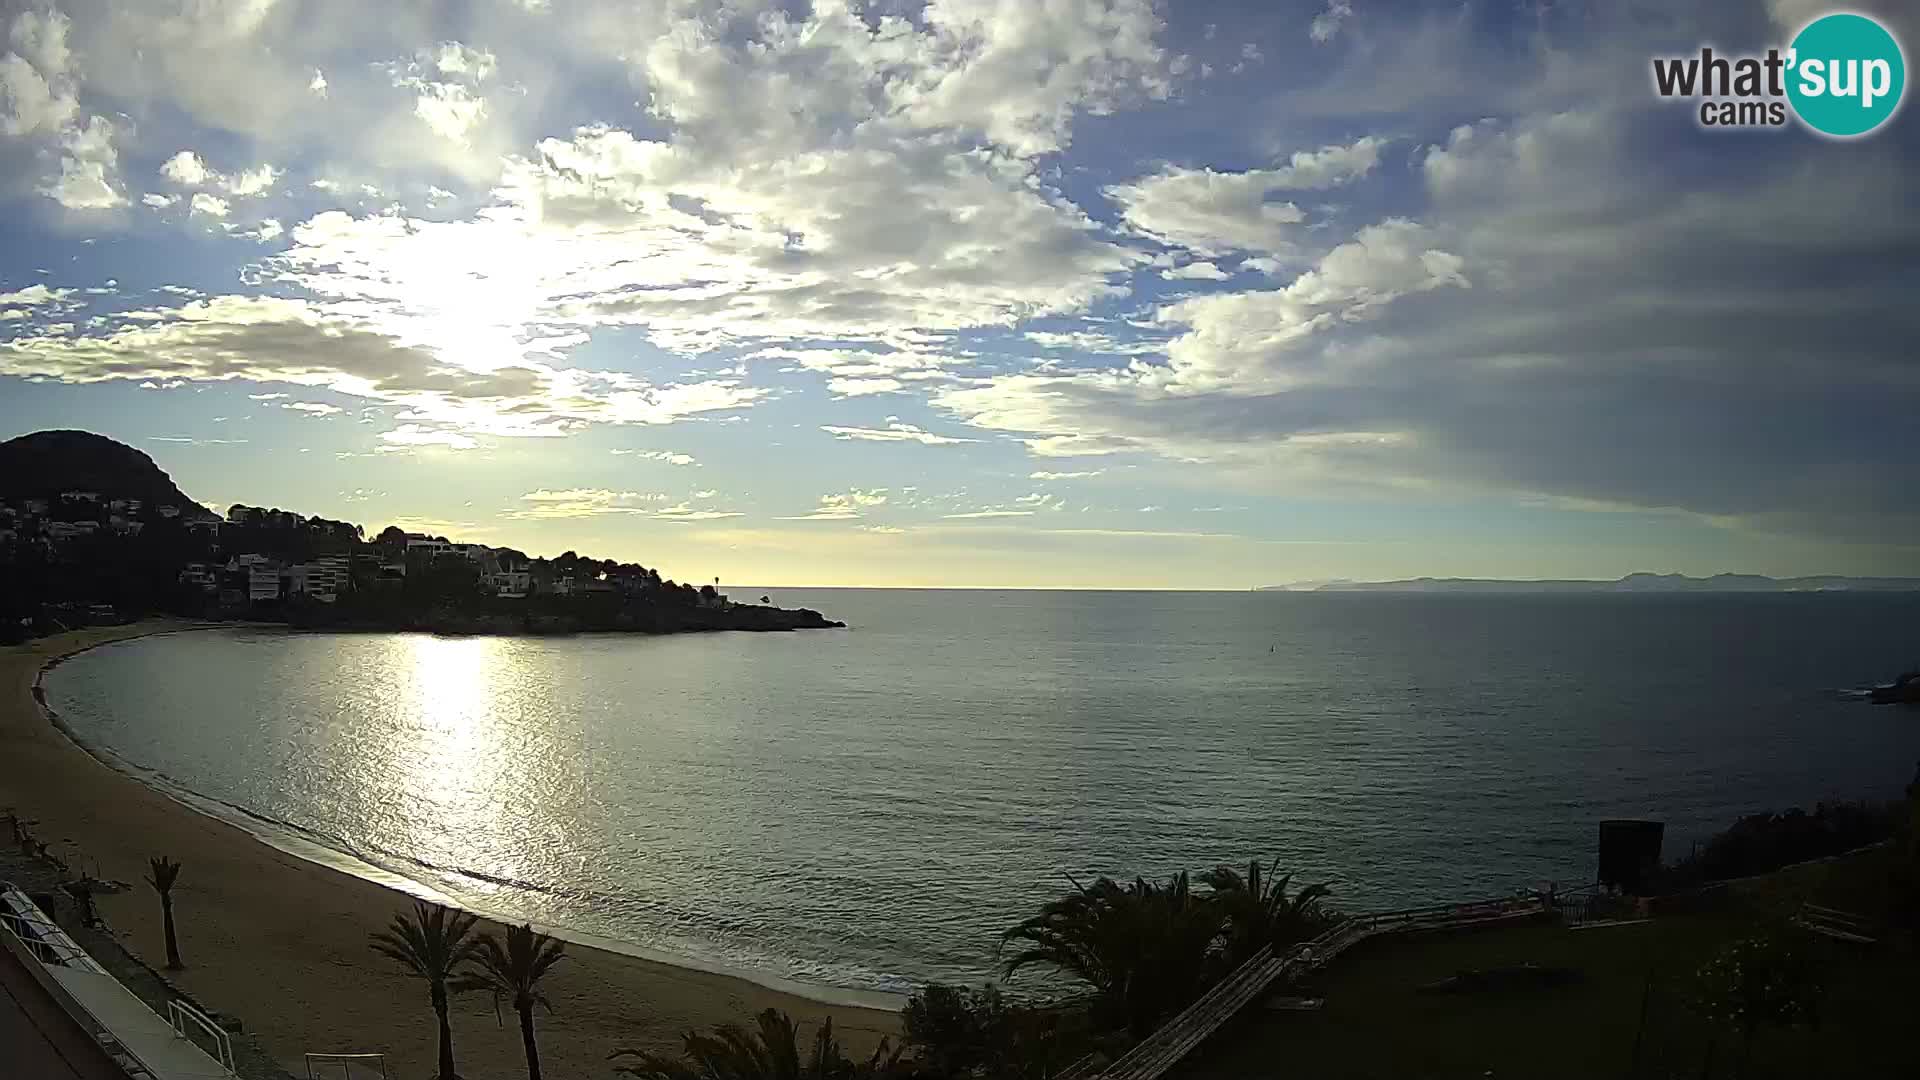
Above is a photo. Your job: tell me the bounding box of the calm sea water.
[44,590,1920,997]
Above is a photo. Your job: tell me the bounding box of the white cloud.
[829,377,908,397]
[411,81,486,142]
[282,401,343,416]
[612,449,697,465]
[0,9,77,136]
[1162,260,1230,281]
[779,488,890,521]
[189,192,230,218]
[821,422,976,446]
[1105,138,1383,256]
[1311,0,1354,44]
[224,164,280,197]
[0,284,74,307]
[161,151,281,197]
[654,503,742,522]
[160,150,211,186]
[141,192,177,208]
[0,294,768,441]
[380,424,479,450]
[510,488,664,518]
[42,115,127,210]
[1031,470,1103,480]
[944,509,1034,519]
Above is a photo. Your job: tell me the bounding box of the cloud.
[159,151,281,197]
[653,503,742,522]
[1,8,78,137]
[1104,137,1384,255]
[41,115,126,209]
[612,449,696,465]
[821,422,977,446]
[0,284,73,307]
[509,487,739,521]
[189,192,230,218]
[943,509,1035,519]
[509,488,663,518]
[0,294,766,443]
[933,107,1920,545]
[1024,329,1166,357]
[380,424,478,450]
[159,150,210,186]
[1030,470,1103,480]
[1311,0,1354,44]
[779,489,890,521]
[282,401,343,416]
[1162,260,1230,281]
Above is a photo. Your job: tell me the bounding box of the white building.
[288,555,352,602]
[247,564,283,602]
[488,570,531,598]
[404,535,452,557]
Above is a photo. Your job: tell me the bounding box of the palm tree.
[369,901,482,1080]
[459,923,566,1080]
[145,856,184,969]
[1199,858,1335,965]
[1001,872,1222,1035]
[611,1008,902,1079]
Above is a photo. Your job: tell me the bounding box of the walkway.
[1,933,133,1080]
[3,884,235,1079]
[1061,896,1549,1080]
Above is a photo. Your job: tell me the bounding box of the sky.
[1,0,1916,588]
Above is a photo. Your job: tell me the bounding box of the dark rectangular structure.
[1597,819,1665,894]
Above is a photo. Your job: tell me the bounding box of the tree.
[1199,859,1335,966]
[460,923,567,1080]
[1001,872,1221,1036]
[145,856,184,969]
[611,1008,902,1080]
[901,983,1080,1080]
[369,901,483,1080]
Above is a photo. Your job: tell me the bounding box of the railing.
[1072,894,1549,1080]
[0,885,108,972]
[305,1051,391,1079]
[168,997,236,1071]
[0,887,162,1077]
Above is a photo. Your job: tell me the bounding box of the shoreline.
[3,621,900,1079]
[36,625,903,1011]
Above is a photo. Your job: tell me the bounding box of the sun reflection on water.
[383,634,524,897]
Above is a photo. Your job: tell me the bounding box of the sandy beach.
[1,622,898,1079]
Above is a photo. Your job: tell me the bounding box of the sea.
[42,589,1920,1002]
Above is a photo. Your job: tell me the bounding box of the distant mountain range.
[1257,573,1920,593]
[0,429,215,518]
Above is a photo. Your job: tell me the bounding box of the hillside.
[0,430,215,518]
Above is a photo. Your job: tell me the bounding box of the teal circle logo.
[1787,13,1906,137]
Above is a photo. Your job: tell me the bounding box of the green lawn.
[1175,849,1915,1080]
